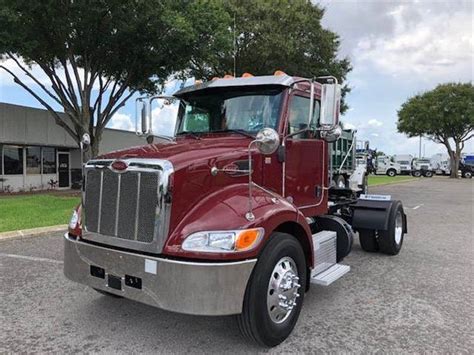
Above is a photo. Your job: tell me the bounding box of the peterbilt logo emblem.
[110,160,128,172]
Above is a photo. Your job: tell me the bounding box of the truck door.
[284,94,328,217]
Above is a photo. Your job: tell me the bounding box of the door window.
[288,96,320,139]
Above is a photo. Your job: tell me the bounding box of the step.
[310,264,350,286]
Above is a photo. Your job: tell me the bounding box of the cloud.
[108,112,134,131]
[367,119,383,127]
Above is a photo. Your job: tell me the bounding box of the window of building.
[4,145,24,175]
[288,95,321,139]
[26,146,41,174]
[42,147,57,174]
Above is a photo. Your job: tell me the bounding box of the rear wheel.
[378,201,405,255]
[358,229,378,252]
[463,171,472,179]
[237,233,307,347]
[412,170,422,177]
[424,170,433,178]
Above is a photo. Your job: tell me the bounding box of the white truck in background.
[431,153,450,175]
[412,158,434,177]
[394,154,414,175]
[375,155,401,177]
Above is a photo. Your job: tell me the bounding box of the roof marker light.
[242,72,254,78]
[223,74,234,79]
[274,70,287,76]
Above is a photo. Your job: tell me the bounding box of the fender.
[351,199,408,233]
[163,183,313,263]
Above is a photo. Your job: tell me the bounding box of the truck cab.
[64,73,407,347]
[375,155,401,176]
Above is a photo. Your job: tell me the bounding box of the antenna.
[233,12,236,76]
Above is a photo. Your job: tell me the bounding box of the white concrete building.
[0,102,147,192]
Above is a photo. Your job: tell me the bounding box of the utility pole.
[419,135,422,158]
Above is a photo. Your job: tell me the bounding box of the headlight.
[182,228,264,253]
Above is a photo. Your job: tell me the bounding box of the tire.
[378,201,405,255]
[237,233,307,347]
[424,170,433,178]
[386,169,396,177]
[464,171,472,179]
[358,229,378,252]
[93,288,123,298]
[412,170,422,177]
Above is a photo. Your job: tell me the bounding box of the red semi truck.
[65,73,407,347]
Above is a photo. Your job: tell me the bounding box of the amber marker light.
[242,72,254,78]
[235,228,264,251]
[274,70,287,76]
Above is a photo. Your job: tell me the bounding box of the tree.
[0,0,231,158]
[397,83,474,178]
[189,0,352,113]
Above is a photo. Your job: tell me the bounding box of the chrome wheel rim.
[395,210,403,245]
[267,256,300,324]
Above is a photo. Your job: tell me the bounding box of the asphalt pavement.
[1,177,473,353]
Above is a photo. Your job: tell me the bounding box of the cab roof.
[174,74,307,97]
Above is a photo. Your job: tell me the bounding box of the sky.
[0,0,472,157]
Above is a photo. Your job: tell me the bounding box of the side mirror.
[320,83,341,127]
[255,128,280,155]
[135,98,150,136]
[320,125,342,143]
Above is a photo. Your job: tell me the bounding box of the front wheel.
[412,170,422,177]
[237,233,307,347]
[386,169,396,177]
[463,171,472,179]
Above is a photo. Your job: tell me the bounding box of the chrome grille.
[85,169,159,243]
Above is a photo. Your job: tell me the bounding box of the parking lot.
[1,177,473,353]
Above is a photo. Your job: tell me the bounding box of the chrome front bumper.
[63,234,256,316]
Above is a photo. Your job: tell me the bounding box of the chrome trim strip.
[114,174,121,236]
[134,172,141,241]
[97,170,104,233]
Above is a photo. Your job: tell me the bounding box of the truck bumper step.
[310,264,350,286]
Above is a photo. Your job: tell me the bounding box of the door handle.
[315,185,322,197]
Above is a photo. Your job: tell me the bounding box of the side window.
[288,95,320,139]
[183,106,210,132]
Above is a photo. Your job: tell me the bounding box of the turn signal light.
[235,229,261,251]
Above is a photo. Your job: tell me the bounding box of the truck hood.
[99,135,253,171]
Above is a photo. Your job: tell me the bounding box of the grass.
[368,175,417,186]
[0,194,80,233]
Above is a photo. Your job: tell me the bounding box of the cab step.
[310,264,350,286]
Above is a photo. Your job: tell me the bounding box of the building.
[0,102,148,192]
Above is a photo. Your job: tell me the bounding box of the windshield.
[176,88,284,135]
[418,160,430,163]
[398,161,410,164]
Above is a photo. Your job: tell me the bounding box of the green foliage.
[397,83,474,142]
[190,0,352,113]
[0,0,231,155]
[397,83,474,177]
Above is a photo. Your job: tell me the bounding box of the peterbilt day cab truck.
[64,73,407,347]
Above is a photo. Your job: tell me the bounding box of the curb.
[0,224,67,242]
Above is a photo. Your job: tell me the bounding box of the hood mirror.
[80,133,91,150]
[255,128,280,155]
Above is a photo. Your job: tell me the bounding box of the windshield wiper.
[176,131,201,140]
[213,129,255,139]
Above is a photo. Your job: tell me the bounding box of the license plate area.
[107,274,122,290]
